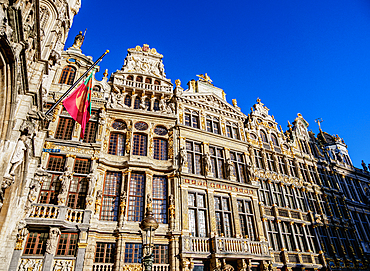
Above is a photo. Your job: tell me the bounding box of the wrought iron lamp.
[139,195,158,271]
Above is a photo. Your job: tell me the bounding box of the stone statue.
[204,152,212,174]
[169,194,175,221]
[95,190,102,214]
[147,194,152,208]
[25,180,41,215]
[15,221,28,250]
[72,31,84,49]
[159,99,166,112]
[9,135,28,176]
[361,160,368,171]
[57,166,73,205]
[140,96,146,110]
[120,191,127,216]
[179,147,187,171]
[87,173,97,197]
[0,177,14,210]
[226,158,234,178]
[45,228,61,255]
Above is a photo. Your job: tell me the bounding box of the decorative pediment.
[292,113,310,138]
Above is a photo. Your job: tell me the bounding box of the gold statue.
[232,99,237,107]
[175,79,181,87]
[72,31,85,49]
[196,73,213,84]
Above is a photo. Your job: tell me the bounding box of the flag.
[63,72,93,138]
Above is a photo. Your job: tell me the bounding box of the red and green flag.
[63,72,93,138]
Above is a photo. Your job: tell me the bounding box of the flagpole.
[45,50,109,116]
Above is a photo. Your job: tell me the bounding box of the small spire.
[103,69,108,78]
[315,118,324,132]
[287,120,292,130]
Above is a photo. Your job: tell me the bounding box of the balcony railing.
[113,77,172,93]
[214,237,269,256]
[93,263,114,271]
[27,203,91,225]
[118,264,169,271]
[182,236,210,254]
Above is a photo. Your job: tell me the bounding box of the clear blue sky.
[66,0,370,168]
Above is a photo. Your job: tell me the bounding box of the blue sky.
[66,0,370,168]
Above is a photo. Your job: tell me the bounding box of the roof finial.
[315,118,324,132]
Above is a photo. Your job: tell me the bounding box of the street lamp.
[139,196,159,271]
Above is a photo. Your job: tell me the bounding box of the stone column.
[42,227,61,271]
[230,193,242,237]
[180,184,189,233]
[206,189,217,236]
[253,198,265,241]
[9,227,28,271]
[75,231,88,271]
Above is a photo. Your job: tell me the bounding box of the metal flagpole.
[45,50,109,116]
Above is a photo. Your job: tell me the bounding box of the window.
[127,173,144,222]
[59,66,76,85]
[353,180,365,203]
[295,188,306,212]
[266,153,276,172]
[93,85,101,92]
[299,163,309,182]
[188,192,207,237]
[186,141,202,175]
[260,130,268,143]
[294,224,308,252]
[154,80,160,85]
[232,126,240,140]
[254,149,264,169]
[23,232,48,255]
[226,124,232,138]
[308,165,318,185]
[281,222,295,251]
[56,233,78,256]
[39,155,65,204]
[136,76,143,82]
[287,159,297,177]
[124,95,131,107]
[145,98,150,111]
[238,199,255,240]
[206,116,220,134]
[124,243,142,263]
[67,158,90,209]
[153,177,167,223]
[307,192,318,214]
[328,228,340,256]
[318,194,330,216]
[271,134,278,146]
[300,139,309,154]
[271,182,283,207]
[95,243,116,263]
[55,117,75,140]
[337,175,350,198]
[277,156,287,175]
[209,146,225,179]
[346,177,359,201]
[230,151,246,183]
[259,179,272,206]
[100,172,121,221]
[154,245,168,264]
[134,97,141,109]
[214,196,232,237]
[307,226,318,253]
[108,133,126,156]
[327,195,340,218]
[145,78,152,84]
[127,75,133,81]
[153,139,168,160]
[283,185,296,209]
[317,167,329,187]
[318,227,332,256]
[153,99,160,111]
[132,134,147,156]
[184,109,199,128]
[83,116,98,143]
[266,220,281,250]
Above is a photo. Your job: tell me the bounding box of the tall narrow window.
[287,159,297,177]
[132,134,147,156]
[39,155,65,204]
[127,173,145,222]
[308,165,318,185]
[271,134,278,146]
[56,233,78,256]
[259,179,272,206]
[230,151,246,183]
[266,153,276,172]
[307,192,318,214]
[67,158,90,209]
[271,182,283,207]
[153,99,160,111]
[209,146,225,179]
[299,163,309,182]
[226,124,232,138]
[266,220,281,250]
[307,226,318,253]
[184,109,199,128]
[238,199,255,240]
[134,97,141,109]
[59,66,76,85]
[260,130,268,143]
[277,156,287,175]
[206,116,220,134]
[152,176,167,223]
[124,243,142,263]
[108,133,126,156]
[55,117,75,140]
[281,222,295,251]
[124,95,132,107]
[188,192,207,237]
[153,139,168,160]
[154,245,169,264]
[294,224,309,252]
[100,172,121,221]
[283,185,296,209]
[23,232,49,255]
[82,111,98,143]
[318,167,329,187]
[254,149,264,169]
[186,141,202,175]
[232,125,240,140]
[95,243,116,263]
[295,188,306,212]
[214,196,232,237]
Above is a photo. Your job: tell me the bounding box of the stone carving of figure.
[46,228,61,255]
[72,31,84,49]
[9,135,28,176]
[204,152,212,174]
[169,194,175,219]
[27,181,41,205]
[226,158,234,178]
[158,61,165,76]
[159,99,166,112]
[116,92,127,108]
[58,166,73,204]
[179,147,187,171]
[361,160,368,171]
[120,191,127,216]
[140,96,146,110]
[166,102,175,114]
[147,194,152,208]
[87,173,97,197]
[0,177,14,210]
[95,190,102,214]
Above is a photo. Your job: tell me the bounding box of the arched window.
[59,66,76,85]
[145,78,152,84]
[108,133,126,156]
[153,99,160,111]
[154,80,160,85]
[154,138,168,160]
[124,95,131,107]
[93,85,101,92]
[133,134,147,156]
[127,75,133,81]
[271,134,279,146]
[134,97,141,109]
[260,130,268,143]
[136,76,143,82]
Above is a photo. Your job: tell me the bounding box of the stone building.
[0,0,80,270]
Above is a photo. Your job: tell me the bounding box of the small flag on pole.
[63,72,93,138]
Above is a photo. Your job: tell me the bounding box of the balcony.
[181,236,270,259]
[93,263,169,271]
[26,203,91,227]
[113,77,172,93]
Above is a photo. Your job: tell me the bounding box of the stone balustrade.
[93,263,114,271]
[27,204,91,226]
[181,236,210,254]
[114,77,172,93]
[214,237,269,256]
